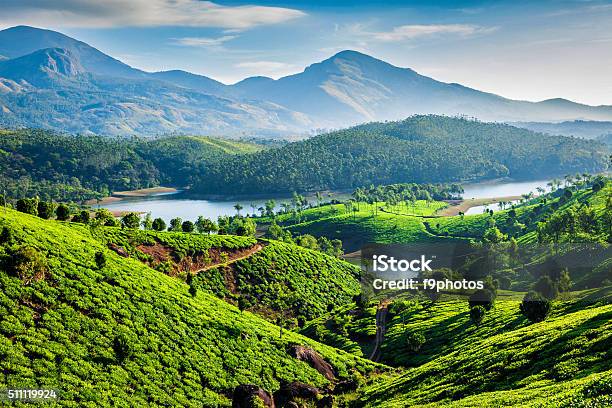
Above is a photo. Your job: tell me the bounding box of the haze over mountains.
[1,25,612,137]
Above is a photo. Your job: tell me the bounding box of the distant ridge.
[1,25,611,136]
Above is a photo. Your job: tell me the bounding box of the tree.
[169,217,183,232]
[534,275,558,300]
[181,220,195,233]
[468,289,495,310]
[195,216,217,234]
[0,227,14,245]
[186,273,197,297]
[121,212,140,229]
[232,217,256,236]
[237,297,250,313]
[404,331,425,352]
[558,269,572,293]
[234,203,243,216]
[264,200,276,217]
[520,291,552,323]
[95,208,119,227]
[295,234,319,250]
[73,210,90,224]
[142,212,153,230]
[470,305,486,327]
[56,204,71,221]
[37,201,56,219]
[16,197,39,216]
[483,227,506,244]
[152,218,166,231]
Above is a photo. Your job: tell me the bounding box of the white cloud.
[0,0,306,29]
[173,35,237,48]
[371,24,496,42]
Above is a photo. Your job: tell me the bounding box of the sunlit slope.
[355,294,611,407]
[97,227,362,322]
[0,209,377,407]
[277,202,448,252]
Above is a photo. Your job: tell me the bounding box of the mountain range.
[1,25,612,137]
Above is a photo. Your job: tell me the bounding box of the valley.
[0,15,611,408]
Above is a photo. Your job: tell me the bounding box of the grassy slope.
[273,183,610,252]
[429,184,610,243]
[97,228,362,322]
[0,209,379,407]
[355,291,611,407]
[186,136,262,154]
[273,201,447,252]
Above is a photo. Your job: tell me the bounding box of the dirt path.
[436,195,521,217]
[193,243,264,274]
[379,207,442,218]
[369,300,391,362]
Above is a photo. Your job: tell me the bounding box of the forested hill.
[0,129,260,201]
[194,116,609,195]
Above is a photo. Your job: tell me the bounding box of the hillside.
[0,129,260,202]
[194,116,609,195]
[95,228,362,323]
[0,208,378,406]
[354,293,611,407]
[512,120,612,140]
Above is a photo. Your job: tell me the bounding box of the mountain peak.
[0,47,84,86]
[331,49,372,60]
[0,25,144,79]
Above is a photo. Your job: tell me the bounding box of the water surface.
[103,179,551,222]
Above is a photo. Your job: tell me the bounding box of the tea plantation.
[0,209,378,406]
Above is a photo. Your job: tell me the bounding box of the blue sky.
[2,0,612,105]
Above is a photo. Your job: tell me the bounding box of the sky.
[1,0,612,105]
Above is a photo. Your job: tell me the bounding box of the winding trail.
[193,243,264,274]
[369,300,391,362]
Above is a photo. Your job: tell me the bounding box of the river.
[102,179,552,222]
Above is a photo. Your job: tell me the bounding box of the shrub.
[152,218,166,231]
[534,275,558,300]
[9,246,48,285]
[95,251,107,269]
[404,331,425,352]
[468,289,495,310]
[113,327,136,362]
[182,220,195,233]
[520,291,552,323]
[16,197,39,216]
[37,201,56,219]
[121,212,140,229]
[470,305,486,327]
[56,204,71,221]
[0,227,13,245]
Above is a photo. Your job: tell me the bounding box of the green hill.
[273,201,447,252]
[194,116,609,195]
[0,209,377,406]
[0,129,260,202]
[96,227,362,323]
[355,293,611,407]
